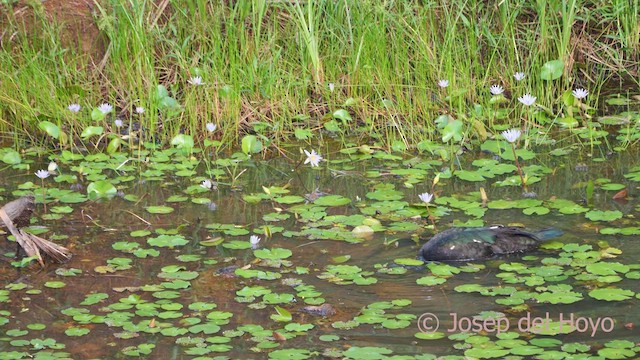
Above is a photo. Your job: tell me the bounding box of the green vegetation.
[1,0,638,152]
[1,1,640,358]
[0,143,640,358]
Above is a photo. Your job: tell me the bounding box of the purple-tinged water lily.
[518,93,536,106]
[572,88,588,99]
[490,85,504,95]
[304,149,323,167]
[501,129,522,143]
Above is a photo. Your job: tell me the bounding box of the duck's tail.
[534,228,564,241]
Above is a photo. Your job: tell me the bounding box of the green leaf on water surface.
[523,206,550,215]
[270,306,292,322]
[600,183,625,191]
[176,254,201,262]
[188,322,221,335]
[599,227,640,235]
[586,262,629,275]
[416,276,447,286]
[415,332,445,340]
[54,267,82,277]
[454,284,487,293]
[540,59,564,80]
[147,234,188,247]
[562,243,593,252]
[122,343,156,356]
[269,349,312,359]
[319,334,340,342]
[112,241,139,252]
[50,205,73,214]
[353,276,377,285]
[332,109,352,123]
[170,134,194,151]
[87,180,117,199]
[454,170,485,182]
[274,195,305,204]
[237,286,271,298]
[235,268,281,280]
[588,288,634,301]
[133,248,160,258]
[1,150,21,165]
[80,293,109,305]
[598,348,637,360]
[381,319,411,329]
[130,230,151,237]
[427,262,460,277]
[166,195,188,202]
[26,323,46,330]
[222,240,252,249]
[241,134,263,154]
[294,128,312,140]
[65,327,90,336]
[465,348,510,359]
[534,291,583,304]
[394,258,424,266]
[529,338,562,348]
[80,126,103,139]
[159,270,199,281]
[38,121,62,139]
[604,340,635,349]
[365,188,403,201]
[106,137,121,154]
[44,281,66,288]
[441,119,463,142]
[605,96,631,106]
[626,271,640,279]
[313,195,351,206]
[556,203,589,215]
[145,205,174,214]
[585,210,623,222]
[254,248,293,260]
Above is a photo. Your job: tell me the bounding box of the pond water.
[1,142,639,359]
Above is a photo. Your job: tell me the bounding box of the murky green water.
[1,144,639,359]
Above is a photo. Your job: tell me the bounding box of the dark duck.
[419,225,563,261]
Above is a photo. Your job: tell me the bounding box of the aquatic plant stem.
[509,143,527,192]
[40,179,47,213]
[425,206,437,231]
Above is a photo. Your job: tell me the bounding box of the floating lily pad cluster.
[0,138,639,359]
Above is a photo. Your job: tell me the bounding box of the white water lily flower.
[135,106,145,114]
[188,76,204,86]
[114,119,123,128]
[518,93,536,106]
[418,192,433,204]
[201,179,213,189]
[304,149,323,167]
[490,85,504,95]
[502,129,522,143]
[206,123,217,133]
[328,83,335,92]
[437,79,449,88]
[514,72,525,81]
[250,235,261,249]
[68,103,81,113]
[572,88,588,99]
[48,161,58,173]
[98,103,113,114]
[35,169,50,179]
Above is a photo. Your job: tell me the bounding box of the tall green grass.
[0,0,637,151]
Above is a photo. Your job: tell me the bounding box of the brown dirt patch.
[2,0,105,61]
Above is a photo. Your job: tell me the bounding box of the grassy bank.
[0,0,638,154]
